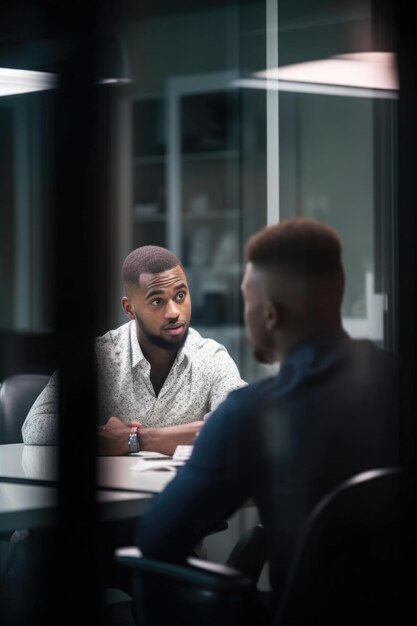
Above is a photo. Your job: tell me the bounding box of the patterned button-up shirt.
[22,321,246,445]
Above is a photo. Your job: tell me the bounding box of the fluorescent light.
[233,52,398,99]
[234,77,398,100]
[0,67,57,97]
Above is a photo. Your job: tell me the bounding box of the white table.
[0,444,177,532]
[0,484,161,533]
[0,443,176,491]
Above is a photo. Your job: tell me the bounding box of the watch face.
[128,433,140,453]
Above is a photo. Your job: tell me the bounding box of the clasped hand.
[97,415,142,456]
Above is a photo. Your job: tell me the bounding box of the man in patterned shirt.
[22,245,245,455]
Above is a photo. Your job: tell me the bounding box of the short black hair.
[122,245,183,289]
[245,217,343,279]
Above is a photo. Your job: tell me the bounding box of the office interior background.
[0,0,415,622]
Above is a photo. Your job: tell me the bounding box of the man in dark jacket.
[136,218,399,616]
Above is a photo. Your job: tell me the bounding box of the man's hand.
[138,420,203,456]
[97,416,142,456]
[97,417,204,456]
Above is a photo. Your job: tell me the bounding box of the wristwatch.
[128,427,140,454]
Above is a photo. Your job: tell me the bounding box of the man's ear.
[122,296,135,320]
[265,300,281,331]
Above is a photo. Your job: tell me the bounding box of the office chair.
[0,373,49,444]
[115,523,267,626]
[274,466,401,626]
[115,467,401,626]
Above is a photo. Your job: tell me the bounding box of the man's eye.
[176,292,186,301]
[151,299,162,306]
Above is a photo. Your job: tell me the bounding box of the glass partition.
[118,0,398,385]
[0,0,403,615]
[114,2,269,381]
[0,5,400,408]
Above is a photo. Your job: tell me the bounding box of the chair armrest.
[115,546,255,592]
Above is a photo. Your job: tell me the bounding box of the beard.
[249,333,280,364]
[253,346,275,364]
[134,311,189,352]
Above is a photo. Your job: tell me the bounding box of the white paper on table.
[130,458,185,472]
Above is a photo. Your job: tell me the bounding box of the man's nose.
[165,299,179,318]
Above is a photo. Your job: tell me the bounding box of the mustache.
[163,322,186,330]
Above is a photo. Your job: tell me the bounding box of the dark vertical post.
[371,0,398,351]
[52,1,104,623]
[395,0,417,623]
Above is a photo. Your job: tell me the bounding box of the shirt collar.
[284,329,350,368]
[129,320,192,370]
[130,321,144,368]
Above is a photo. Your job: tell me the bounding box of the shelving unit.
[128,71,270,379]
[132,96,167,248]
[169,73,241,333]
[132,72,243,334]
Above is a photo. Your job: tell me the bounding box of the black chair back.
[275,467,401,626]
[0,373,49,444]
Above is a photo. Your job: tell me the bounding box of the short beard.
[252,343,279,365]
[134,312,189,352]
[253,347,272,364]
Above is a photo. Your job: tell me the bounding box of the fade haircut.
[245,217,344,280]
[122,245,184,290]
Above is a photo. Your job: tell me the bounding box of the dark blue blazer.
[136,331,400,599]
